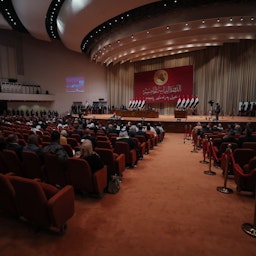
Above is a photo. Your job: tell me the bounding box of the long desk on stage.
[115,110,159,118]
[174,110,187,119]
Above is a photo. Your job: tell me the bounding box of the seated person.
[117,129,139,163]
[69,120,83,138]
[238,128,256,147]
[23,134,44,164]
[60,129,68,145]
[42,131,69,163]
[5,133,23,161]
[79,139,104,173]
[216,130,239,148]
[81,128,97,149]
[136,125,148,141]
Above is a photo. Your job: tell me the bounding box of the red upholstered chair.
[135,135,150,154]
[133,137,146,158]
[114,141,137,168]
[22,150,45,180]
[0,173,18,217]
[96,130,106,136]
[0,151,8,174]
[18,138,27,146]
[109,136,117,147]
[96,140,113,150]
[96,135,109,141]
[43,153,68,187]
[70,133,81,143]
[95,147,126,177]
[42,135,51,143]
[214,142,238,159]
[67,137,79,149]
[233,162,256,193]
[66,158,107,197]
[10,175,75,233]
[2,149,23,176]
[233,148,256,169]
[242,142,256,151]
[243,157,256,175]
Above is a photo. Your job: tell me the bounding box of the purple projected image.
[65,77,85,92]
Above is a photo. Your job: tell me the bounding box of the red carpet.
[0,133,255,256]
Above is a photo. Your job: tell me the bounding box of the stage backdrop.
[134,65,193,103]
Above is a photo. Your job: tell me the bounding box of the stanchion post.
[241,185,256,237]
[189,124,192,140]
[216,144,233,194]
[184,125,187,144]
[204,139,216,175]
[191,130,198,153]
[200,135,209,164]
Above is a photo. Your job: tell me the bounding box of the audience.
[42,130,69,163]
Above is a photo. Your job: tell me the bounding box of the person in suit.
[23,134,45,164]
[81,128,97,149]
[5,133,23,161]
[246,101,252,116]
[42,130,69,163]
[215,102,221,121]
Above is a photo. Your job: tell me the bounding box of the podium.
[174,110,187,119]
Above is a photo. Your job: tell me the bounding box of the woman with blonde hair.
[79,139,104,173]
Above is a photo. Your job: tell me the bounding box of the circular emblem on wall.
[154,70,168,85]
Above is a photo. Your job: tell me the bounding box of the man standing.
[215,102,221,121]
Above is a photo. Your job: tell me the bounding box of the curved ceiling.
[0,0,256,66]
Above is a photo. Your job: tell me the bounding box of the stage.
[83,113,256,133]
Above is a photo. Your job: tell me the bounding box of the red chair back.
[67,158,107,196]
[43,153,68,187]
[22,151,45,180]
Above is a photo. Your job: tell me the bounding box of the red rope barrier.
[230,152,253,177]
[211,143,225,162]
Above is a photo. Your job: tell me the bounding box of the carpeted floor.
[0,133,255,256]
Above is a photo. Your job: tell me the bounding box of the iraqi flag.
[181,96,186,108]
[130,99,136,108]
[134,99,139,108]
[184,96,190,109]
[137,99,142,108]
[128,99,133,108]
[189,96,195,108]
[194,96,199,108]
[141,100,146,108]
[176,96,181,108]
